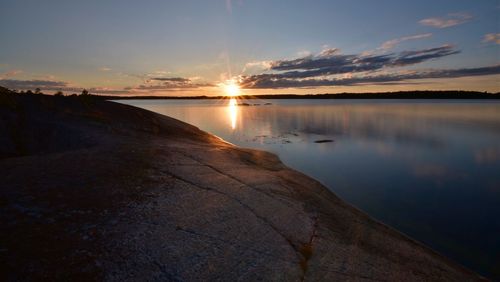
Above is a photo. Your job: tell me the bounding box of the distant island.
[92,90,500,100]
[1,86,499,100]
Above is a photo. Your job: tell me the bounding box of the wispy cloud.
[92,75,214,95]
[379,33,432,50]
[135,76,214,90]
[242,60,273,74]
[0,79,68,90]
[419,13,472,28]
[392,45,459,66]
[148,77,191,83]
[296,50,312,57]
[144,70,172,78]
[247,45,459,80]
[99,67,112,72]
[239,65,500,89]
[238,45,499,89]
[0,73,217,95]
[0,79,124,95]
[0,70,23,79]
[483,33,500,45]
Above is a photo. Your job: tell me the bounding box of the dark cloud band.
[0,79,68,90]
[239,45,500,89]
[240,65,500,89]
[266,45,459,79]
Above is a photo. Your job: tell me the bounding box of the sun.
[222,79,241,97]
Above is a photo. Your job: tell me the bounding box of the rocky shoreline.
[0,92,486,281]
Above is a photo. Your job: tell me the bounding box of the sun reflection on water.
[228,98,238,129]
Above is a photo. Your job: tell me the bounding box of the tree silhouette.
[80,89,89,96]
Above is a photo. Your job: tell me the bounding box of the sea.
[116,98,500,278]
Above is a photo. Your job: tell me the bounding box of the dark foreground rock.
[0,92,486,281]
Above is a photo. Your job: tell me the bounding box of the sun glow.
[222,79,241,97]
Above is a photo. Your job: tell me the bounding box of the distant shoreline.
[99,90,500,100]
[2,86,499,100]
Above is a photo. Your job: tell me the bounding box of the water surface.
[117,98,500,278]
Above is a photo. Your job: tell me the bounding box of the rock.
[314,139,334,143]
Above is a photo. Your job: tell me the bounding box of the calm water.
[117,99,500,278]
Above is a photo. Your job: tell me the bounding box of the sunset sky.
[0,0,499,96]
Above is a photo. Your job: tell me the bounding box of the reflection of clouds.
[475,148,500,164]
[486,181,500,194]
[237,102,500,151]
[372,142,397,157]
[239,104,447,148]
[413,164,449,178]
[412,163,468,181]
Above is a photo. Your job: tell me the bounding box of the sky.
[0,0,499,96]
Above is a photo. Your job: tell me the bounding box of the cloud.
[296,50,312,57]
[99,67,112,72]
[129,76,214,91]
[242,60,273,74]
[86,88,128,95]
[391,45,459,66]
[318,47,340,57]
[94,75,215,95]
[0,74,216,95]
[239,65,500,89]
[242,45,460,82]
[34,74,57,81]
[134,83,213,90]
[0,79,120,94]
[379,33,432,50]
[419,13,472,28]
[0,79,68,90]
[149,77,191,83]
[483,33,500,45]
[145,70,172,77]
[0,70,23,79]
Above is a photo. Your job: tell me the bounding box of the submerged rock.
[314,139,334,143]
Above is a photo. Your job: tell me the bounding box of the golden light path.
[228,98,238,129]
[220,79,241,130]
